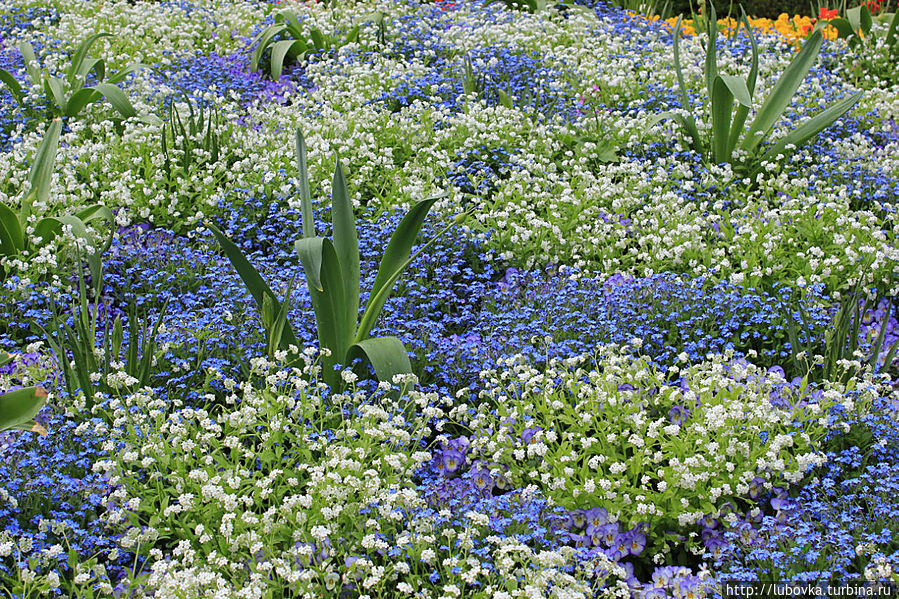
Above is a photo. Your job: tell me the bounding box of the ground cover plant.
[0,0,898,597]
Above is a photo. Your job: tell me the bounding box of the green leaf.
[859,4,874,35]
[105,62,150,85]
[742,32,824,156]
[719,75,751,107]
[65,88,102,117]
[306,239,350,387]
[22,119,62,225]
[75,204,116,255]
[82,83,137,118]
[295,237,325,292]
[206,221,299,350]
[277,8,304,35]
[886,9,899,50]
[594,143,618,163]
[727,6,761,159]
[31,217,62,247]
[847,5,871,36]
[111,315,123,364]
[0,203,24,257]
[250,23,288,73]
[68,33,112,86]
[261,293,276,331]
[51,214,104,283]
[18,42,40,84]
[310,28,327,51]
[356,196,439,342]
[755,91,862,169]
[32,205,115,283]
[0,386,47,433]
[267,276,295,359]
[296,129,315,239]
[0,69,23,104]
[44,76,68,114]
[348,336,412,384]
[704,3,719,101]
[670,17,702,152]
[710,76,735,164]
[330,161,360,342]
[269,39,305,81]
[742,8,759,97]
[828,17,856,39]
[74,57,105,83]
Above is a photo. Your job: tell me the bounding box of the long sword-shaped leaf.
[330,161,360,342]
[306,239,350,388]
[355,196,442,342]
[18,42,40,84]
[828,17,857,40]
[741,31,824,155]
[266,276,295,359]
[31,204,115,269]
[727,9,759,156]
[74,57,105,83]
[270,39,305,81]
[21,119,61,225]
[0,69,23,104]
[81,83,137,118]
[0,386,47,433]
[886,9,899,50]
[704,3,719,102]
[66,88,102,117]
[277,8,304,35]
[713,74,751,163]
[671,16,702,152]
[106,62,150,85]
[754,91,862,171]
[710,76,735,164]
[0,203,24,256]
[206,221,299,349]
[250,23,287,73]
[296,130,315,239]
[348,336,412,384]
[68,33,112,85]
[296,237,325,291]
[847,5,872,37]
[48,215,102,284]
[45,77,68,114]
